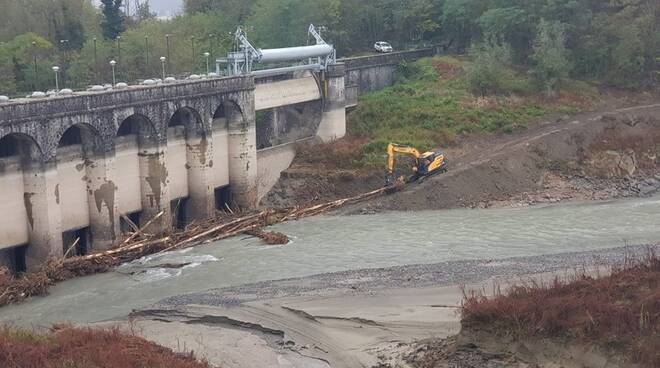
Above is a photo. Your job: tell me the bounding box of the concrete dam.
[0,49,434,272]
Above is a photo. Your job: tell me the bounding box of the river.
[1,195,659,326]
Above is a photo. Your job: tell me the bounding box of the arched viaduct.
[0,49,434,272]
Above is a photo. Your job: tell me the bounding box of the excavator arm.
[386,143,422,175]
[385,143,447,186]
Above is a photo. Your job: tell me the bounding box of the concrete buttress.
[185,133,215,220]
[23,162,63,268]
[227,103,258,209]
[317,63,347,141]
[138,144,172,233]
[86,152,120,250]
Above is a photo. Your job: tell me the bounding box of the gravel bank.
[158,244,658,308]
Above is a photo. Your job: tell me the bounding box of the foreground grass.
[0,325,210,368]
[462,251,659,367]
[315,56,598,170]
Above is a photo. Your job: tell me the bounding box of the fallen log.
[0,182,404,307]
[244,230,289,245]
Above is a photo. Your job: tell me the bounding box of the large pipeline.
[258,44,334,63]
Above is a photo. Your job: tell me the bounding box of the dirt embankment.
[262,104,660,211]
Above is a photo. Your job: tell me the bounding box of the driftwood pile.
[0,184,402,307]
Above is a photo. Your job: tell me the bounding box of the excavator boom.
[387,143,421,174]
[385,143,447,185]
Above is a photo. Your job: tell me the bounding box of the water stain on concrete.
[23,193,35,229]
[94,180,118,240]
[185,135,210,168]
[197,135,209,165]
[140,151,168,209]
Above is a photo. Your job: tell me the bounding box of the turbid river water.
[1,195,659,326]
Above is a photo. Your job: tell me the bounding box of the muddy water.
[2,196,660,326]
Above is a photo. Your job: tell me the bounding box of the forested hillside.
[0,0,657,95]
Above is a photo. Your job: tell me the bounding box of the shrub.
[465,36,515,95]
[462,250,660,367]
[531,20,572,95]
[0,326,210,368]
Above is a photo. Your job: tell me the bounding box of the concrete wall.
[256,142,298,202]
[341,48,435,95]
[0,158,29,249]
[255,76,321,111]
[211,124,230,188]
[56,145,89,231]
[167,127,189,200]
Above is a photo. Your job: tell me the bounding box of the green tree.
[4,33,55,94]
[441,0,483,52]
[136,1,157,22]
[465,36,514,95]
[55,1,86,50]
[101,0,126,40]
[530,20,571,94]
[477,7,531,60]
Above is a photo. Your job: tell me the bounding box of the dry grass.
[0,325,211,368]
[295,137,373,170]
[462,250,660,367]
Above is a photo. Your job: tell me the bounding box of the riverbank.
[262,57,660,211]
[2,194,658,328]
[264,101,660,212]
[126,244,657,368]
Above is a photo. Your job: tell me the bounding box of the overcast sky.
[142,0,182,16]
[93,0,183,17]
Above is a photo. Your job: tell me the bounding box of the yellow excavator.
[386,143,447,186]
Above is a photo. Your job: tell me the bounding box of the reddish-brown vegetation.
[295,137,371,170]
[462,251,660,367]
[0,325,210,368]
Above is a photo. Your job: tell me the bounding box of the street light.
[204,52,210,76]
[93,37,98,84]
[208,33,215,62]
[59,39,69,88]
[145,36,150,74]
[165,34,171,73]
[116,36,122,64]
[109,60,117,86]
[191,36,196,72]
[32,41,38,91]
[116,36,122,80]
[160,56,166,79]
[52,66,60,92]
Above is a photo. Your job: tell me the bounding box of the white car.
[374,41,393,53]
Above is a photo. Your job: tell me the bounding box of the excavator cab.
[385,143,447,186]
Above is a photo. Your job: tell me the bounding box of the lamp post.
[52,66,60,93]
[165,34,171,73]
[204,52,210,76]
[116,36,121,80]
[93,37,98,84]
[160,56,166,79]
[32,41,38,91]
[208,33,215,63]
[59,39,69,88]
[116,36,122,64]
[110,60,117,86]
[191,36,196,73]
[145,36,150,75]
